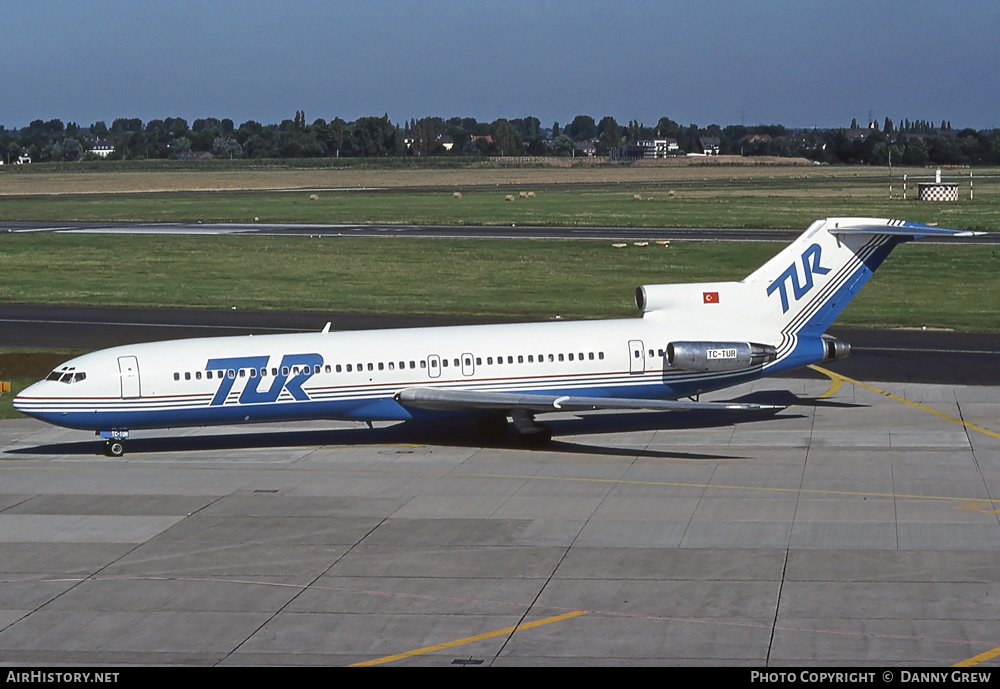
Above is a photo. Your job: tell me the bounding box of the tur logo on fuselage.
[207,353,323,406]
[766,243,831,313]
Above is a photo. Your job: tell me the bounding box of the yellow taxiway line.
[348,610,588,666]
[809,365,1000,442]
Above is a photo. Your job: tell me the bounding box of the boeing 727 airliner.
[14,217,978,456]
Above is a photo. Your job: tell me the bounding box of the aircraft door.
[118,356,141,398]
[628,340,645,374]
[427,354,441,379]
[461,352,475,377]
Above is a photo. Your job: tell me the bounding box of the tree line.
[2,112,998,166]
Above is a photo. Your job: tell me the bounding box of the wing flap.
[395,387,780,413]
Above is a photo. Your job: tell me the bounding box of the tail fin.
[637,218,975,343]
[744,217,975,338]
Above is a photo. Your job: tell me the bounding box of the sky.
[3,0,998,131]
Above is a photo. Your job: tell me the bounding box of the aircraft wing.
[395,387,781,413]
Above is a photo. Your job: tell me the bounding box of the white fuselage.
[13,316,791,432]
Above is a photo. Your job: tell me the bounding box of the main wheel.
[105,440,125,457]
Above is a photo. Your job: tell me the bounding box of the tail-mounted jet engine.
[821,335,851,362]
[666,341,777,372]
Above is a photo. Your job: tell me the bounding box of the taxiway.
[1,371,999,665]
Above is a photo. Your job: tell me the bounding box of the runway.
[5,220,1000,244]
[2,370,999,665]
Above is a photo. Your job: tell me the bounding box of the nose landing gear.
[99,430,129,457]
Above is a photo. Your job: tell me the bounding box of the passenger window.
[282,367,289,376]
[314,365,321,374]
[589,353,594,360]
[487,357,493,365]
[185,372,191,380]
[476,357,482,365]
[324,365,331,373]
[409,361,416,369]
[528,355,534,363]
[336,364,342,373]
[548,354,554,362]
[568,353,574,361]
[558,354,564,362]
[420,360,426,369]
[518,355,524,363]
[368,363,374,371]
[378,362,384,371]
[173,372,180,381]
[442,359,448,367]
[465,357,472,366]
[346,364,353,372]
[599,352,605,360]
[196,371,202,380]
[388,362,394,370]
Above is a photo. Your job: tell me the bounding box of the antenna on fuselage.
[322,322,332,334]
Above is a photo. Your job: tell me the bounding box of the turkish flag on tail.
[703,291,719,304]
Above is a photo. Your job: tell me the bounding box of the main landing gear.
[476,412,553,446]
[99,430,129,457]
[511,410,553,446]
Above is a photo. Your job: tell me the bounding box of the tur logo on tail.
[766,243,831,313]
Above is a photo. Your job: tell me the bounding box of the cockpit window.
[46,367,86,384]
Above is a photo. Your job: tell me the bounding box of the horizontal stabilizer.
[826,220,981,239]
[395,387,781,413]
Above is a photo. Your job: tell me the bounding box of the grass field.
[1,233,996,328]
[3,164,998,231]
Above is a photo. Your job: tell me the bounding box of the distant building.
[637,138,680,157]
[614,138,680,160]
[742,133,771,144]
[574,141,597,157]
[698,136,721,155]
[16,153,31,164]
[89,139,115,158]
[437,134,454,151]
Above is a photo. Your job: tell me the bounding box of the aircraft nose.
[12,381,42,412]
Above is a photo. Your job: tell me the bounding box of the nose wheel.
[99,431,129,457]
